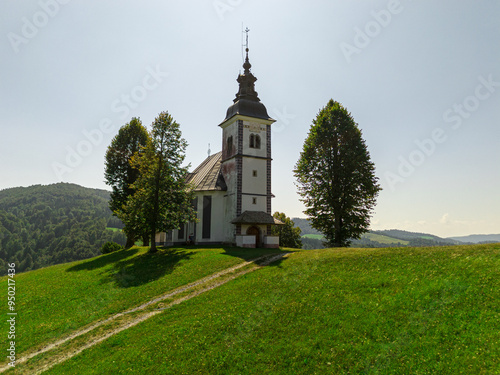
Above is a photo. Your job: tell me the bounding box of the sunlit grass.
[44,243,500,374]
[1,246,284,354]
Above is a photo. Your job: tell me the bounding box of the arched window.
[227,136,233,155]
[255,134,261,149]
[249,133,261,149]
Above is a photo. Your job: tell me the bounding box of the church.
[155,46,282,248]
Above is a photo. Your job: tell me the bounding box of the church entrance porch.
[246,226,262,248]
[232,210,283,248]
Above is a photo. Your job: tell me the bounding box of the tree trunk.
[334,212,343,247]
[142,234,149,247]
[125,235,135,249]
[149,232,157,253]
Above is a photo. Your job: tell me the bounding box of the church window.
[249,133,261,149]
[191,197,198,238]
[252,197,257,204]
[227,136,233,155]
[178,224,185,240]
[252,170,257,177]
[202,196,212,239]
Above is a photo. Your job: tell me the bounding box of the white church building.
[155,46,281,248]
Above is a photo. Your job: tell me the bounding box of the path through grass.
[1,246,285,356]
[41,244,500,375]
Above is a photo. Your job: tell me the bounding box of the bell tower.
[219,34,278,247]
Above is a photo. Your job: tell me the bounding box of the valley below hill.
[293,218,500,249]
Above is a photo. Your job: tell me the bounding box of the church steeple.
[233,47,260,103]
[220,30,273,124]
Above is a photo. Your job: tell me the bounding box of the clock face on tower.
[248,122,261,132]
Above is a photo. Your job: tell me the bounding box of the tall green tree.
[104,118,149,248]
[121,112,196,253]
[294,100,381,247]
[272,212,303,249]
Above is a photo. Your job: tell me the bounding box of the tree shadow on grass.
[66,248,140,272]
[99,247,194,288]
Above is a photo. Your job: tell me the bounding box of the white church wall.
[263,235,280,249]
[210,191,226,242]
[241,157,267,195]
[241,194,267,213]
[223,194,236,244]
[220,119,238,245]
[236,235,256,248]
[192,191,226,244]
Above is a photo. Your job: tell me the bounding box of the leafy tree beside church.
[294,100,381,247]
[104,118,149,248]
[119,112,197,253]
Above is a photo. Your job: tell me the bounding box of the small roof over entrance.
[231,211,284,225]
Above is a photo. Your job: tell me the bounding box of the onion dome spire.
[243,47,251,73]
[234,47,260,103]
[221,28,274,123]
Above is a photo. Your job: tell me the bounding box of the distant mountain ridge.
[375,229,462,245]
[448,234,500,244]
[292,218,495,249]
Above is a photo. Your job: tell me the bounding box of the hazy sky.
[1,1,499,237]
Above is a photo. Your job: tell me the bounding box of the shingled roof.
[185,151,227,191]
[231,211,284,225]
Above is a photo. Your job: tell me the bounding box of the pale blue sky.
[1,0,499,237]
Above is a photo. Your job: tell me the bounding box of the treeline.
[292,218,321,236]
[294,219,462,249]
[350,236,406,248]
[376,229,460,246]
[0,183,126,274]
[301,237,325,250]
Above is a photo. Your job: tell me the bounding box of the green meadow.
[2,246,283,355]
[3,244,500,374]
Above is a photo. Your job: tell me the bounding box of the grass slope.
[26,243,500,375]
[1,246,283,356]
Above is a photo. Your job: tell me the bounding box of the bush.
[101,241,123,254]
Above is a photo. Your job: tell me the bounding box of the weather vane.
[244,27,250,50]
[241,25,250,63]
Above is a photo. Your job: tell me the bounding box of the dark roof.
[231,211,284,225]
[186,152,227,191]
[224,99,272,122]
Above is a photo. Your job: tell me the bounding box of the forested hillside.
[0,183,125,274]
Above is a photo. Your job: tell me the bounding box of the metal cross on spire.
[241,26,250,64]
[244,27,250,50]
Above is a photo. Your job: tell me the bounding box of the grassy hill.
[2,243,499,374]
